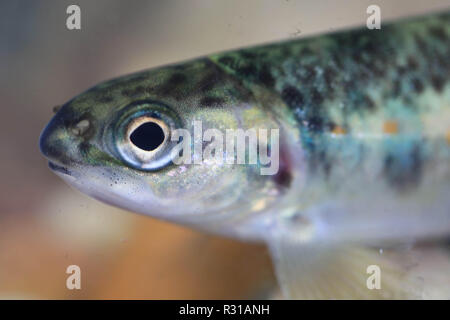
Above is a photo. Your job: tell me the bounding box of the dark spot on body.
[79,141,91,155]
[281,86,304,109]
[240,51,257,59]
[58,106,77,128]
[302,66,316,83]
[358,68,371,81]
[407,57,419,70]
[311,88,324,105]
[393,79,402,96]
[121,89,131,97]
[199,96,225,107]
[159,73,187,95]
[258,65,275,87]
[436,52,450,70]
[167,73,187,86]
[431,75,445,92]
[397,66,407,76]
[411,78,424,93]
[327,121,337,131]
[306,115,324,133]
[173,64,188,71]
[352,51,362,64]
[121,85,145,98]
[324,67,336,89]
[135,85,146,94]
[218,56,235,68]
[429,26,447,41]
[414,34,431,59]
[331,52,344,69]
[344,80,356,95]
[280,46,290,57]
[198,73,220,92]
[98,95,114,103]
[371,61,385,77]
[237,64,257,78]
[363,95,375,110]
[301,47,314,56]
[383,143,423,191]
[361,38,377,52]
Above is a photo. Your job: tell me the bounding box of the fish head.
[39,58,294,235]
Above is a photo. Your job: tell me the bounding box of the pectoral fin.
[267,235,436,299]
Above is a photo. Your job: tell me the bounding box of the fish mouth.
[48,161,71,176]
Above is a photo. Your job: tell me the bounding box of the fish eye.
[128,117,167,152]
[113,101,181,171]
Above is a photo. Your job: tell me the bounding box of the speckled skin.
[210,11,450,193]
[40,11,450,240]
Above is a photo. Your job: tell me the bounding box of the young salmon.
[40,11,450,299]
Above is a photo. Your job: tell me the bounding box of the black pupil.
[130,121,165,151]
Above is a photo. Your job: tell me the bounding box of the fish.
[39,11,450,299]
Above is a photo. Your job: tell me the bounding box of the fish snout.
[39,114,72,170]
[40,116,59,157]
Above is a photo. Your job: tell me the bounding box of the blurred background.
[0,0,449,299]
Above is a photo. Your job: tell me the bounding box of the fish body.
[40,11,450,298]
[209,11,450,242]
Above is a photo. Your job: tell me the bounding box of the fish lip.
[48,161,71,176]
